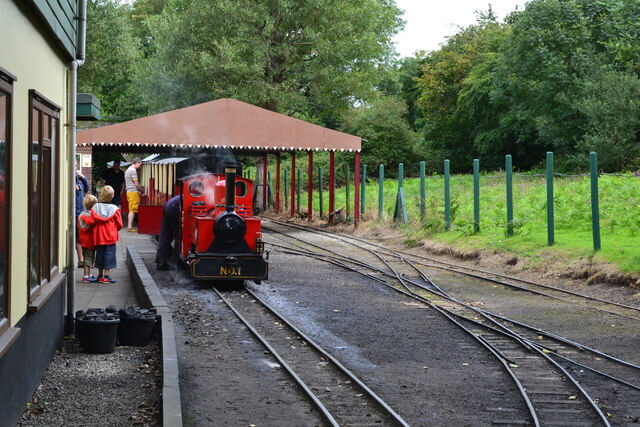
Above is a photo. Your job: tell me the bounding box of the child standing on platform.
[78,194,99,282]
[84,185,123,283]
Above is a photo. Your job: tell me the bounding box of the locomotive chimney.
[224,161,237,211]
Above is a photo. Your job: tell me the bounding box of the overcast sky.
[393,0,529,57]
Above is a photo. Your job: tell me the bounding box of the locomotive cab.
[180,163,268,282]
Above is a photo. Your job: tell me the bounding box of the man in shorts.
[125,157,144,232]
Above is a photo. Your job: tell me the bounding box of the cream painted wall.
[0,1,71,325]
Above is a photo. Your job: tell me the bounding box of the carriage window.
[0,70,12,330]
[28,90,59,302]
[188,180,204,197]
[235,181,248,198]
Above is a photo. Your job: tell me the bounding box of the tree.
[340,96,418,177]
[457,0,640,169]
[130,0,168,56]
[79,0,144,119]
[414,12,506,170]
[576,67,640,170]
[134,0,404,119]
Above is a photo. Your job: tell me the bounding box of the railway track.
[212,287,409,427]
[263,220,640,425]
[266,218,640,322]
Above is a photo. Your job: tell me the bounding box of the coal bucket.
[118,306,157,346]
[76,309,120,354]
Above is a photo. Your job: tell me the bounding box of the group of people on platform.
[74,157,144,283]
[74,156,179,282]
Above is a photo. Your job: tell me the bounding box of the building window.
[28,90,59,302]
[0,68,14,333]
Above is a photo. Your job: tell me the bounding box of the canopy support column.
[275,153,281,214]
[308,151,313,222]
[290,152,296,217]
[262,154,268,210]
[355,151,361,226]
[329,151,335,215]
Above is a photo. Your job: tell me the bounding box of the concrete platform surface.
[75,228,157,311]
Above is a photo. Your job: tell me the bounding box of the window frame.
[27,90,60,305]
[0,67,15,336]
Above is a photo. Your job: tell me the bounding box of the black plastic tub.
[118,306,157,346]
[76,309,120,354]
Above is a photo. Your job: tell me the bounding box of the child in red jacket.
[78,194,99,282]
[83,185,123,283]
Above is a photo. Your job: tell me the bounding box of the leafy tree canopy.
[79,0,144,119]
[340,95,418,176]
[134,0,404,121]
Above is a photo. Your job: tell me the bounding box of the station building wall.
[0,0,75,423]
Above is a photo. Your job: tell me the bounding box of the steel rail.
[266,225,640,374]
[264,228,628,425]
[282,242,640,389]
[213,288,340,427]
[267,224,640,369]
[277,242,640,392]
[274,241,640,403]
[265,233,541,425]
[244,288,410,427]
[267,219,640,316]
[348,246,610,426]
[270,241,610,426]
[394,255,640,377]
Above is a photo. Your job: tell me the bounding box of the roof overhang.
[77,98,361,152]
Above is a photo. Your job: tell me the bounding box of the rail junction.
[134,218,640,425]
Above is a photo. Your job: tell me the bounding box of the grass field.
[282,172,640,274]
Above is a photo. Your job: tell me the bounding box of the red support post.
[354,151,361,226]
[275,153,281,214]
[262,154,268,210]
[329,151,335,215]
[290,152,296,217]
[308,151,313,222]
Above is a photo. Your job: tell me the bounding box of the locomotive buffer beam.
[188,252,268,280]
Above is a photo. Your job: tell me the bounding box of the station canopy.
[77,98,361,152]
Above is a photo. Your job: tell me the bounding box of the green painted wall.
[23,0,78,59]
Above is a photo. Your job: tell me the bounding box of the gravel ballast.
[20,337,161,425]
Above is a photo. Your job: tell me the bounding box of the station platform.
[75,229,156,311]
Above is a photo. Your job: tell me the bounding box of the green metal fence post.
[318,167,323,218]
[506,155,513,236]
[590,152,601,251]
[546,152,554,246]
[361,165,366,215]
[473,159,480,233]
[346,166,351,218]
[393,163,408,223]
[284,168,289,209]
[420,161,426,220]
[296,169,301,214]
[444,160,451,231]
[378,164,384,219]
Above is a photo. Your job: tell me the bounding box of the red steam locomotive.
[179,160,268,282]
